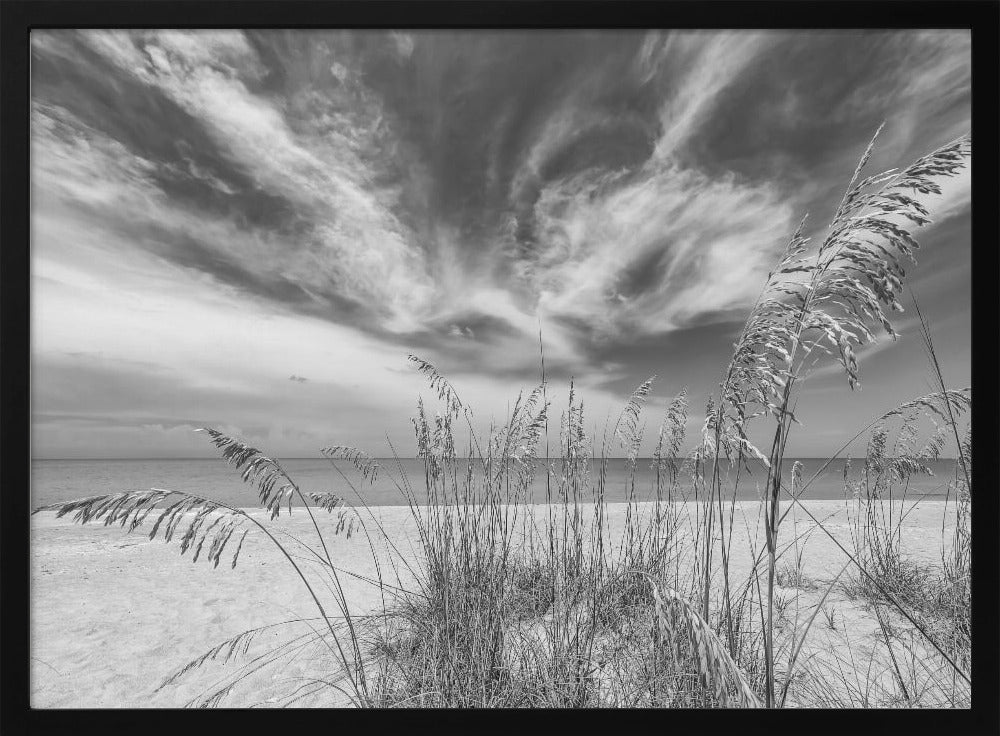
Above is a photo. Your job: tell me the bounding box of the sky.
[30,30,972,459]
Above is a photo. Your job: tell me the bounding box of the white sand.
[30,500,960,708]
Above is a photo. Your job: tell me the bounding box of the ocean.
[29,457,959,511]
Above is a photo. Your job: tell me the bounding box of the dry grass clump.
[775,565,818,592]
[33,125,972,709]
[362,370,728,708]
[839,380,972,679]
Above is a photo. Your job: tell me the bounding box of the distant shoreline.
[30,456,962,510]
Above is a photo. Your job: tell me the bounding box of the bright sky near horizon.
[30,30,972,459]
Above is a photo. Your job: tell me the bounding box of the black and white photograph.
[4,5,997,721]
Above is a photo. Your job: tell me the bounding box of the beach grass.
[32,126,972,709]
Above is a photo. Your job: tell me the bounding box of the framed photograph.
[2,2,997,733]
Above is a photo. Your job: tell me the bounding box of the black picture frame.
[2,3,997,734]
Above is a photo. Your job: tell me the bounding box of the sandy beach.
[30,500,959,708]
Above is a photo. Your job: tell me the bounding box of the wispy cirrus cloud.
[30,30,971,457]
[36,30,437,332]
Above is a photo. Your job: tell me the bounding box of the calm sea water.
[30,457,958,510]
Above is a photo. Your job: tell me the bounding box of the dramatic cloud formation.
[30,30,972,458]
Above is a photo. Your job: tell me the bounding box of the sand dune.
[30,500,957,708]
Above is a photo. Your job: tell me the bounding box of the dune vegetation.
[35,126,972,708]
